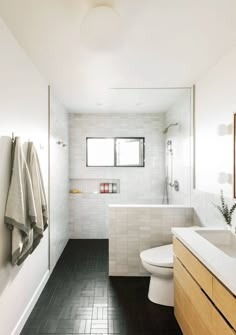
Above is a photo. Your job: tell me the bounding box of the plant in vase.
[213,190,236,228]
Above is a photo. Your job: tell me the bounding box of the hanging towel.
[5,137,37,265]
[15,229,34,265]
[27,142,48,251]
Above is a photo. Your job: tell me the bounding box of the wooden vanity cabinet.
[173,237,236,335]
[213,277,236,331]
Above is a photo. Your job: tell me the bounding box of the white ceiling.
[0,0,236,113]
[73,88,190,113]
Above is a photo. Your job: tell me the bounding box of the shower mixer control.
[169,180,179,192]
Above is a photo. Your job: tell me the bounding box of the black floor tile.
[21,239,182,335]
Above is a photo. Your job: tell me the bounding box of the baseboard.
[11,238,69,335]
[50,238,69,273]
[11,270,50,335]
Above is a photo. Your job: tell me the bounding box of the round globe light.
[80,6,122,50]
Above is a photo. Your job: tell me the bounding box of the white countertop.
[172,227,236,296]
[109,204,193,208]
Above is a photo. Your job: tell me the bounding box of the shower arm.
[163,122,178,134]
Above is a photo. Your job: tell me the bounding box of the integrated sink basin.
[195,229,236,258]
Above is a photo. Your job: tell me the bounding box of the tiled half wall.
[108,205,194,276]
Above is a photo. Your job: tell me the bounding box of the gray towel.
[5,137,37,265]
[27,142,48,251]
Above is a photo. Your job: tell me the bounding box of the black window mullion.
[114,138,116,167]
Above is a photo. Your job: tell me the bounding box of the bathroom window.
[86,138,115,166]
[86,137,145,167]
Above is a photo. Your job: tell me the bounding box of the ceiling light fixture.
[80,5,122,50]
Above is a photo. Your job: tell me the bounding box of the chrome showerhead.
[162,123,178,134]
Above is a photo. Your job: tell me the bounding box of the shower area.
[162,88,192,206]
[69,87,192,239]
[162,125,179,204]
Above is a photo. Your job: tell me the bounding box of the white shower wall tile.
[108,206,194,276]
[69,113,165,239]
[164,90,192,206]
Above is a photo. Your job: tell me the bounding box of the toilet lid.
[140,244,173,267]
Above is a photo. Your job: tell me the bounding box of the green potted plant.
[213,190,236,228]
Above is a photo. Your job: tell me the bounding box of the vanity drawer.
[212,308,236,335]
[213,277,236,331]
[174,256,236,335]
[174,256,214,335]
[173,237,213,298]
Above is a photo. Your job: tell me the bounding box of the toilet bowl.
[140,244,173,306]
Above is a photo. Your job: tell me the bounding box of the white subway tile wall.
[69,113,166,239]
[164,90,192,206]
[108,206,194,276]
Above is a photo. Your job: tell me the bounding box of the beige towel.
[5,137,37,265]
[27,142,48,251]
[15,229,34,265]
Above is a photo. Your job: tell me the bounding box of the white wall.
[50,92,69,270]
[69,113,165,238]
[0,18,49,335]
[165,90,192,206]
[193,46,236,227]
[0,18,69,335]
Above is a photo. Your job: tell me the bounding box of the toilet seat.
[140,244,173,268]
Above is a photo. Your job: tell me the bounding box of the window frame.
[86,137,145,167]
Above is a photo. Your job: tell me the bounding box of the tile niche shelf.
[69,178,120,195]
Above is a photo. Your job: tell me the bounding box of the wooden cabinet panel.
[173,237,213,298]
[174,256,214,335]
[212,308,236,335]
[213,277,236,331]
[174,299,194,335]
[174,237,236,335]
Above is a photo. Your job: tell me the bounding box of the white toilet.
[140,244,173,306]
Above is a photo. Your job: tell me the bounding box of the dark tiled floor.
[21,240,182,335]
